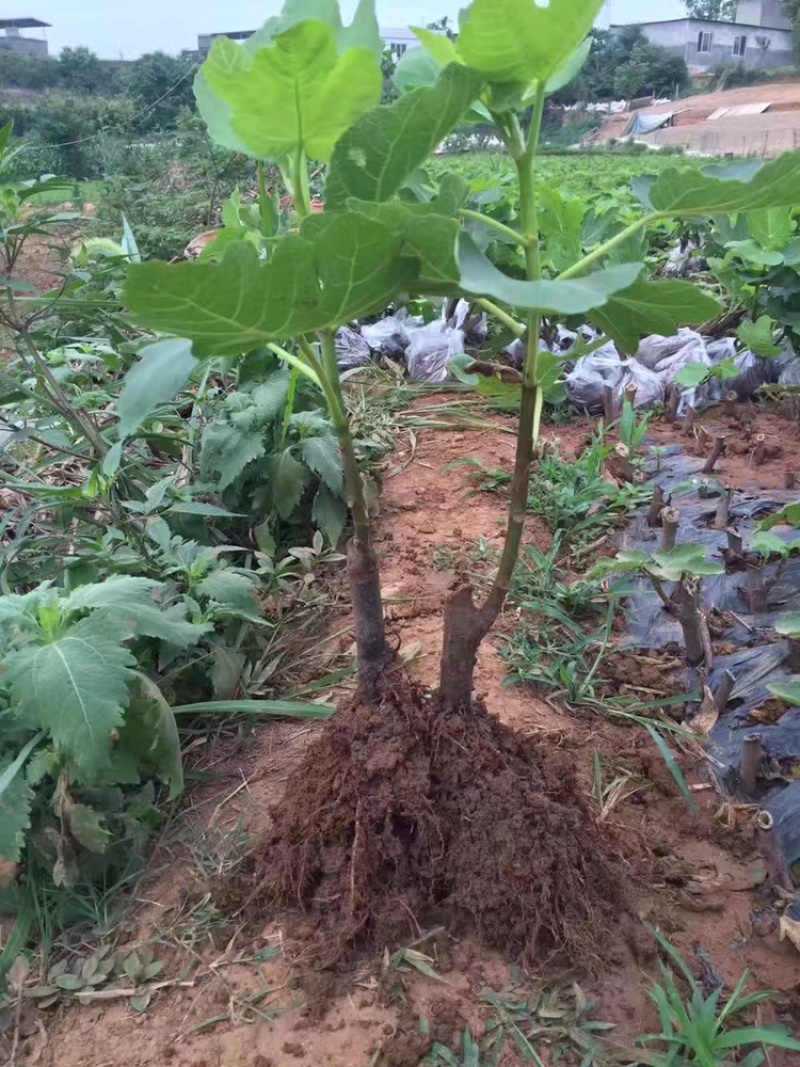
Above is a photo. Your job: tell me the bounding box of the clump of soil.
[253,673,629,970]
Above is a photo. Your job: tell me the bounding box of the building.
[197,26,431,56]
[615,1,794,71]
[0,17,49,57]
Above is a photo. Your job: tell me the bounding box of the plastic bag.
[405,320,465,383]
[565,344,625,414]
[361,309,422,361]
[619,360,665,411]
[636,330,697,371]
[335,326,371,370]
[779,356,800,387]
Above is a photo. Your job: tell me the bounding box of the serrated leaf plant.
[0,576,204,878]
[123,0,800,708]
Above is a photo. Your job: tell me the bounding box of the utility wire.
[16,59,201,153]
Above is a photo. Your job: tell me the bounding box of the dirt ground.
[17,398,800,1067]
[599,80,800,156]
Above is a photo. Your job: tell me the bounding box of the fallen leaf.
[779,914,800,953]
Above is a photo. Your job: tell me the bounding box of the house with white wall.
[613,0,794,71]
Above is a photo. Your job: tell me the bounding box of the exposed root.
[252,675,630,972]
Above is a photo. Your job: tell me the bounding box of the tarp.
[625,111,674,136]
[606,443,800,879]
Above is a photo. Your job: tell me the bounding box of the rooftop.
[0,18,50,30]
[611,17,791,31]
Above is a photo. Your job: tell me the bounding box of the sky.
[24,0,687,59]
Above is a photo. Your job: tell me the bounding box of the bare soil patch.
[16,400,800,1067]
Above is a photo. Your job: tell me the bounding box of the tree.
[552,28,690,103]
[684,0,737,18]
[58,46,103,95]
[784,0,800,61]
[125,52,196,130]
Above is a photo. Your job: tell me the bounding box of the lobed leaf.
[326,64,484,209]
[5,613,136,776]
[125,215,409,357]
[736,316,783,358]
[459,234,643,314]
[64,576,211,649]
[647,152,800,217]
[590,278,722,354]
[457,0,603,87]
[196,18,381,162]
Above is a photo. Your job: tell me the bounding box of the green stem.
[460,208,527,248]
[13,320,106,457]
[318,330,371,545]
[557,213,662,280]
[474,298,525,338]
[266,342,322,387]
[484,89,545,615]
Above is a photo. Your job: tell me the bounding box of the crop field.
[2,3,800,1066]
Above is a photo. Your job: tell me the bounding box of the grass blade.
[643,724,697,814]
[171,700,334,718]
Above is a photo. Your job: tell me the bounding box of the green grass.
[429,151,710,211]
[25,179,106,205]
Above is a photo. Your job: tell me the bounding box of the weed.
[636,924,800,1065]
[456,433,650,555]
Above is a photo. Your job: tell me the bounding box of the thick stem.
[439,587,496,714]
[667,384,680,423]
[602,383,616,423]
[440,96,545,713]
[752,434,766,466]
[713,489,732,530]
[661,507,680,551]
[740,733,762,796]
[726,528,743,555]
[788,637,800,672]
[723,391,738,419]
[703,435,726,474]
[715,669,736,712]
[647,485,665,527]
[785,471,797,490]
[672,577,711,669]
[318,330,390,691]
[746,561,769,613]
[613,442,634,483]
[682,405,696,437]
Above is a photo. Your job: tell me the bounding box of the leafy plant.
[636,924,800,1066]
[121,0,800,713]
[590,545,723,668]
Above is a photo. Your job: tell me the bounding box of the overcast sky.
[28,1,686,59]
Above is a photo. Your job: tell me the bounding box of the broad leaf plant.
[123,0,800,709]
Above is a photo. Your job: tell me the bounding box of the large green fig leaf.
[458,234,643,314]
[5,613,135,776]
[197,17,381,162]
[589,279,722,353]
[456,0,603,86]
[326,64,484,209]
[125,212,427,356]
[647,152,800,216]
